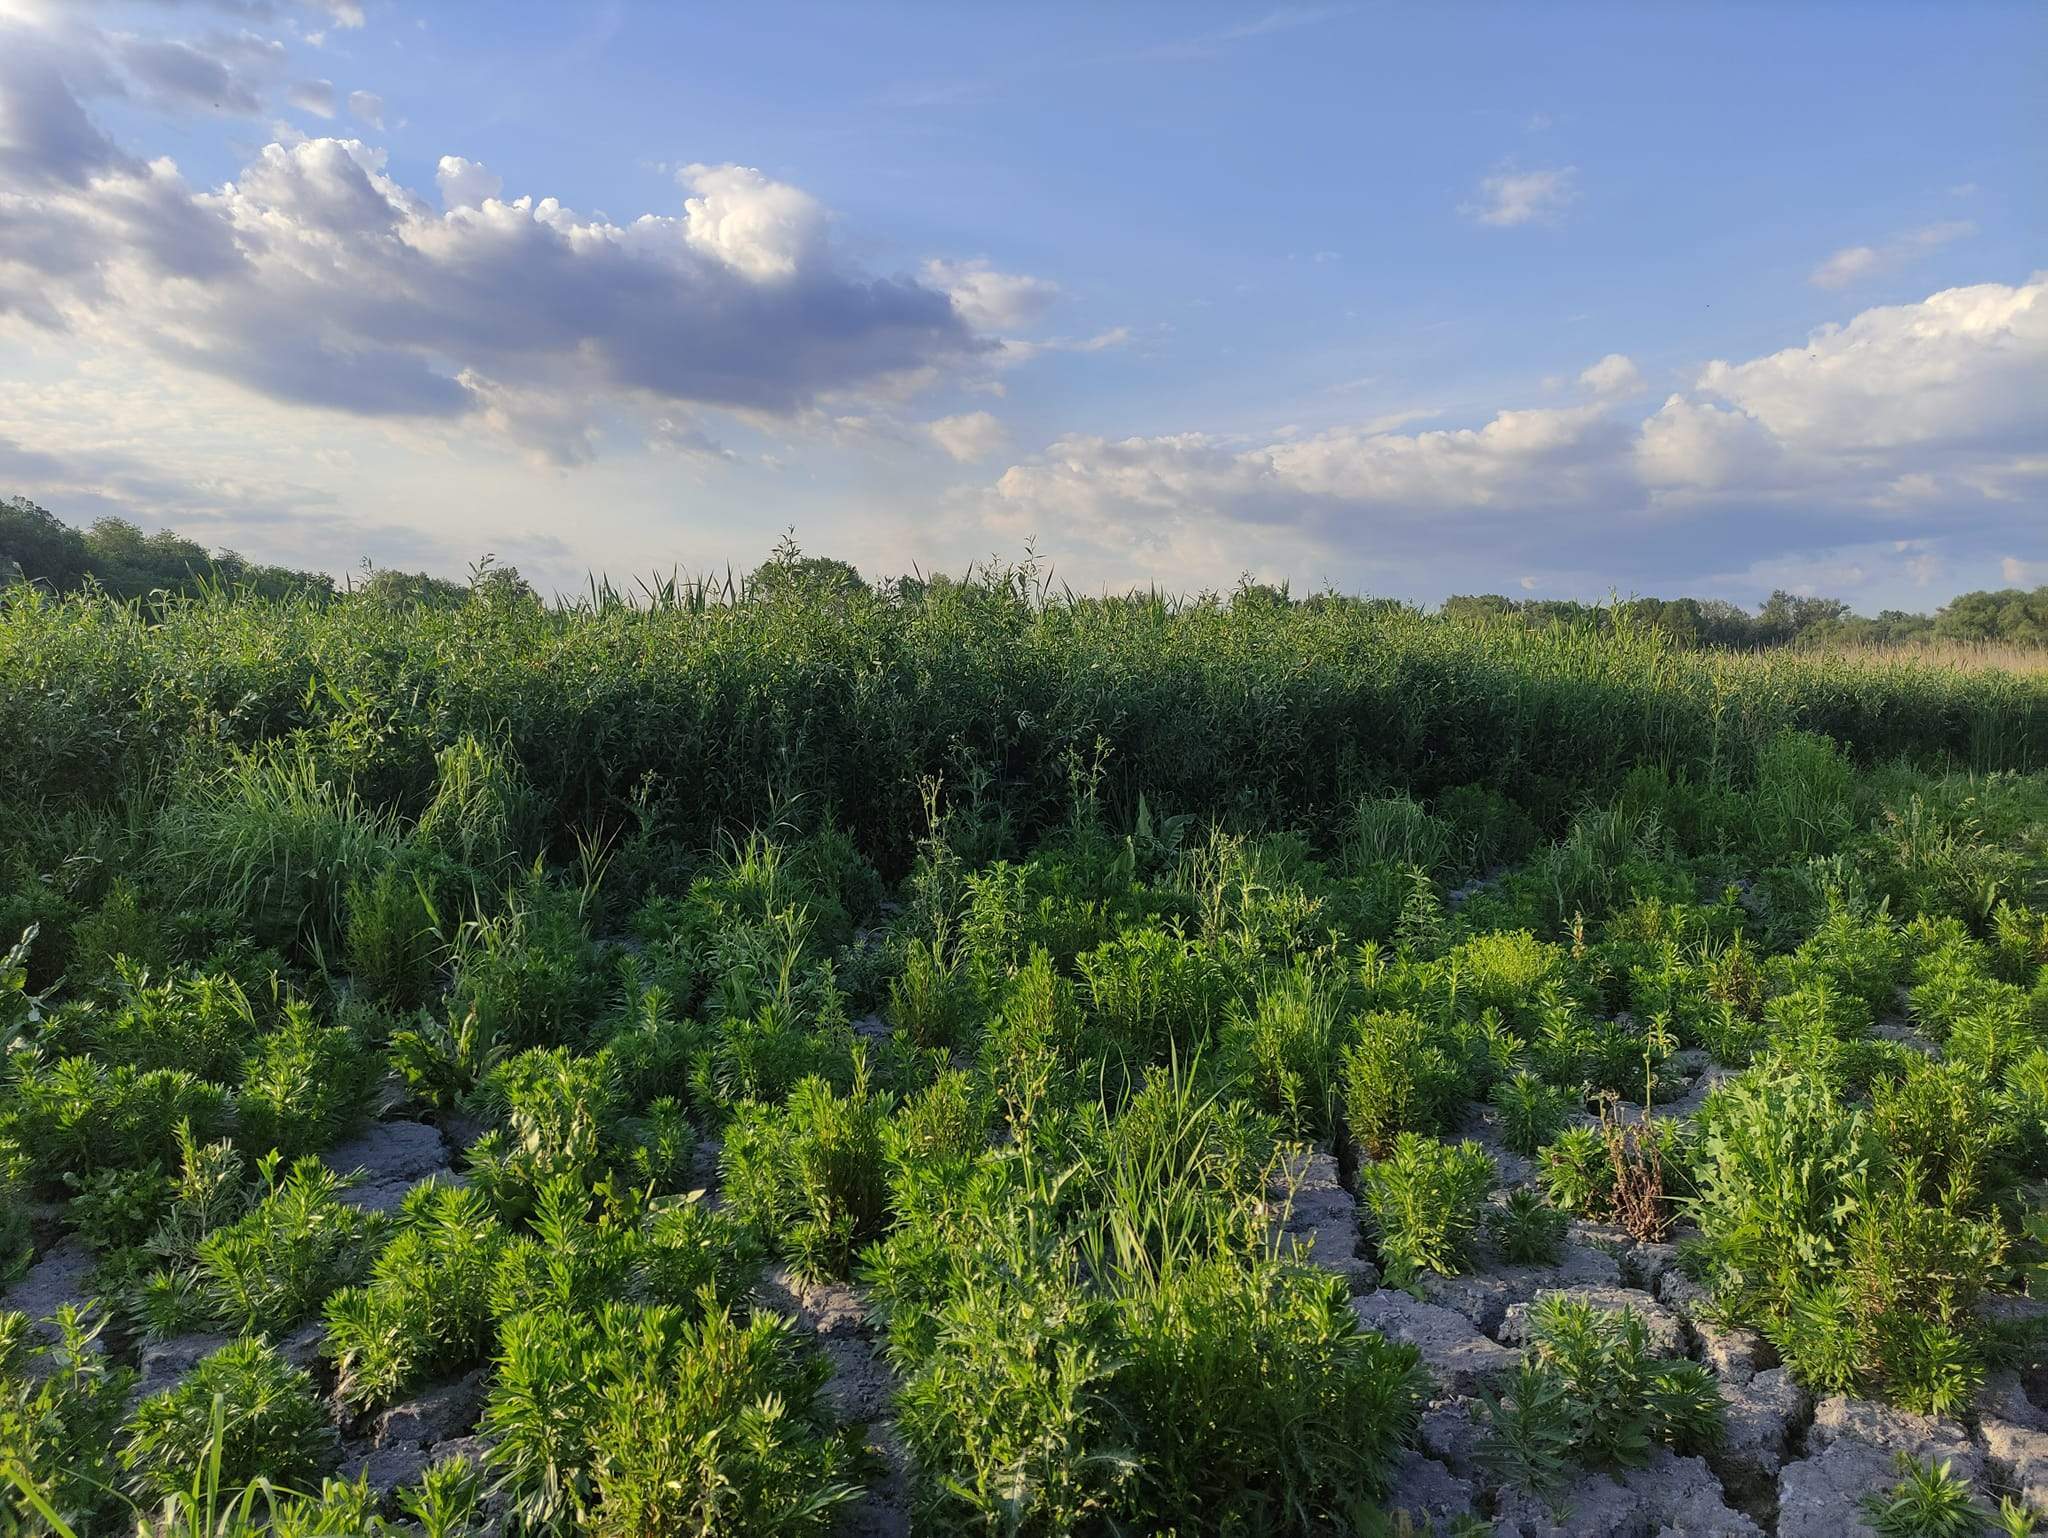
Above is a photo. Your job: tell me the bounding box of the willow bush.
[4,572,2044,874]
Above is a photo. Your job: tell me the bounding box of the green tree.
[1935,587,2048,646]
[0,497,92,589]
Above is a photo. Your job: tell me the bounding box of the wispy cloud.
[285,77,334,117]
[1810,220,1976,289]
[878,78,993,109]
[1142,6,1349,62]
[1465,163,1578,227]
[997,327,1133,364]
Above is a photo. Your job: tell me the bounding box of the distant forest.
[4,493,2045,648]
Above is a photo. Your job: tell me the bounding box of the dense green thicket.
[4,566,2044,877]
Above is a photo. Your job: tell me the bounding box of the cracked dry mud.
[1271,1047,2048,1537]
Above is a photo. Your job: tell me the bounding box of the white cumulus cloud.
[1579,353,1643,398]
[434,153,500,209]
[679,162,826,283]
[1697,277,2043,454]
[973,277,2048,595]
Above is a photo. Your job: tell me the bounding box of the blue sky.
[1,0,2042,606]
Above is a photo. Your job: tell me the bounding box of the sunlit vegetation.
[1,550,2045,1534]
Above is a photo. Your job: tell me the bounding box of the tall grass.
[4,576,2044,872]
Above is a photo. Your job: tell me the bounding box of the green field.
[3,569,2046,1536]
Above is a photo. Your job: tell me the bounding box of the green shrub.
[1446,929,1567,1035]
[488,1177,641,1319]
[1436,782,1541,871]
[120,1336,338,1503]
[1489,1188,1568,1265]
[150,1118,255,1251]
[1689,1069,1871,1318]
[1490,1070,1574,1156]
[889,1244,1124,1533]
[884,1150,1427,1536]
[721,1061,894,1282]
[1765,978,1874,1057]
[0,1303,134,1533]
[1859,1452,1992,1538]
[0,1138,30,1284]
[1346,795,1457,876]
[1482,1295,1723,1492]
[1076,924,1236,1069]
[390,1004,505,1113]
[886,937,978,1051]
[632,1193,762,1315]
[1111,1256,1427,1528]
[446,873,605,1052]
[1870,1057,2013,1208]
[400,1457,488,1538]
[1537,1125,1615,1216]
[1105,1061,1277,1202]
[692,910,858,1108]
[324,1180,508,1412]
[957,858,1124,978]
[463,1044,694,1220]
[1358,1135,1494,1285]
[1528,989,1655,1099]
[1945,1001,2042,1085]
[1394,867,1450,959]
[1990,902,2048,983]
[410,732,536,877]
[1691,1066,2007,1408]
[64,1162,169,1254]
[886,1068,993,1174]
[1340,1011,1467,1159]
[2004,1047,2048,1172]
[977,948,1087,1131]
[1874,792,2029,927]
[481,1301,854,1538]
[176,1155,385,1336]
[1835,1174,2004,1414]
[1903,924,2037,1045]
[1222,959,1348,1138]
[7,1055,233,1193]
[81,961,259,1082]
[235,1005,380,1161]
[1776,899,1907,1019]
[595,973,707,1114]
[1752,730,1857,858]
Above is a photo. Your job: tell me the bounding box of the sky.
[0,0,2042,608]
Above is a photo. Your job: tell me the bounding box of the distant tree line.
[0,496,538,609]
[1437,588,2048,649]
[4,493,2044,647]
[0,496,340,602]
